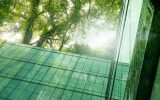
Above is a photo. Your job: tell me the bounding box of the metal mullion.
[85,75,96,95]
[91,61,100,75]
[28,68,50,99]
[0,56,127,83]
[7,43,111,63]
[82,60,94,78]
[28,55,57,99]
[9,45,20,57]
[0,51,129,77]
[0,43,10,53]
[44,68,59,84]
[15,64,34,81]
[58,56,80,88]
[81,59,97,95]
[75,58,86,72]
[46,87,57,100]
[0,73,122,99]
[65,56,75,70]
[0,58,11,72]
[57,57,82,99]
[48,54,70,99]
[37,72,56,98]
[4,64,17,76]
[32,67,49,82]
[52,68,65,87]
[6,80,21,99]
[16,47,30,58]
[25,65,42,81]
[7,63,35,99]
[11,46,26,58]
[119,64,123,98]
[8,48,38,80]
[0,54,108,78]
[0,76,4,83]
[40,69,50,81]
[3,65,33,98]
[106,0,130,99]
[52,71,71,98]
[50,53,63,66]
[16,80,36,99]
[57,56,74,99]
[25,48,38,60]
[7,45,18,56]
[81,59,92,73]
[48,79,59,99]
[4,62,24,77]
[104,62,111,77]
[49,53,66,85]
[77,64,92,100]
[31,49,48,63]
[60,55,72,69]
[0,60,17,76]
[29,49,41,61]
[11,64,33,80]
[57,55,73,86]
[42,52,54,65]
[20,48,33,59]
[87,59,95,75]
[16,64,42,99]
[101,77,106,97]
[51,53,65,66]
[41,67,58,84]
[44,53,59,66]
[38,51,52,64]
[91,62,101,96]
[0,79,20,99]
[3,44,17,56]
[31,65,48,82]
[0,77,11,91]
[70,58,87,100]
[0,74,106,98]
[80,74,92,99]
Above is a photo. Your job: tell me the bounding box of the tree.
[0,0,122,58]
[0,0,13,24]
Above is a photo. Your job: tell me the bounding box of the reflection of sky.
[118,0,144,63]
[0,0,147,65]
[85,27,116,49]
[73,16,117,56]
[0,16,118,59]
[0,22,22,42]
[0,32,22,42]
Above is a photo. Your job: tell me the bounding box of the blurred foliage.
[0,0,122,59]
[0,0,13,24]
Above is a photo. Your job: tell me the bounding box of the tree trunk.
[22,0,39,44]
[59,32,66,51]
[23,17,34,44]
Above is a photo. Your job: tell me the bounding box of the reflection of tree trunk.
[35,0,82,49]
[23,17,34,44]
[23,11,45,44]
[36,29,56,47]
[37,38,45,47]
[22,0,40,44]
[59,32,66,51]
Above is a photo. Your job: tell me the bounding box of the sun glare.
[0,32,22,42]
[85,28,116,49]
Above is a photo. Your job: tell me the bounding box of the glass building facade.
[0,0,156,99]
[0,42,130,100]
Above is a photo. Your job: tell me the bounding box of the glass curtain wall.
[105,0,154,99]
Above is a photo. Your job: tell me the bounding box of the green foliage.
[0,0,122,58]
[0,0,13,24]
